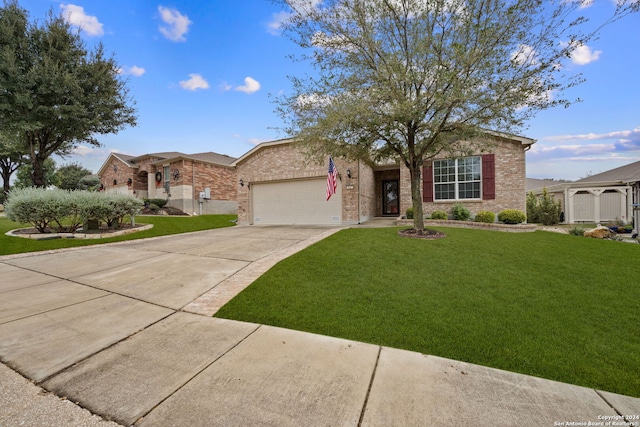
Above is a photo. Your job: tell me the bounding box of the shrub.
[498,209,526,224]
[527,188,562,225]
[148,203,160,211]
[5,188,142,233]
[431,210,447,220]
[475,211,495,223]
[569,226,585,236]
[526,191,540,223]
[405,207,414,219]
[144,198,168,208]
[451,204,471,221]
[5,188,73,232]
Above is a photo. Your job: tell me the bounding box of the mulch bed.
[397,228,446,239]
[140,206,189,216]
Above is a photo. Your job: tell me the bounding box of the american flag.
[326,157,338,201]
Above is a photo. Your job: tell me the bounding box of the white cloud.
[158,6,192,42]
[570,43,601,65]
[510,44,537,66]
[60,4,104,36]
[234,77,261,94]
[180,74,209,91]
[129,66,146,77]
[267,11,291,35]
[117,65,146,77]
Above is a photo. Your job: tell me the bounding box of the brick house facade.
[234,135,534,225]
[97,152,237,215]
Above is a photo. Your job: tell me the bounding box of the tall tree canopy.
[0,0,137,188]
[275,0,638,231]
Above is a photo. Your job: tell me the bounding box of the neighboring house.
[233,134,535,225]
[97,151,237,215]
[529,160,639,229]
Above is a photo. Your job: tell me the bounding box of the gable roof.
[232,138,294,166]
[149,151,236,167]
[97,152,137,176]
[575,159,640,184]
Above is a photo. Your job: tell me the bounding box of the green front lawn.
[215,227,640,397]
[0,215,237,256]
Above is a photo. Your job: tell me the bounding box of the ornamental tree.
[274,0,637,232]
[0,0,137,188]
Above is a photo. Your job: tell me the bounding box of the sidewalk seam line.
[132,323,263,426]
[594,389,624,417]
[358,346,382,427]
[37,310,176,386]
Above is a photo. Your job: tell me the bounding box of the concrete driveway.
[1,225,639,426]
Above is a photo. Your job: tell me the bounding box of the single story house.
[97,151,237,215]
[233,134,535,225]
[528,160,640,230]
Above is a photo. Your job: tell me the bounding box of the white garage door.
[252,179,342,225]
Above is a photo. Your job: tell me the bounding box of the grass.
[215,227,640,397]
[0,215,237,256]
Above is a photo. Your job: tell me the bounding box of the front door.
[382,180,399,216]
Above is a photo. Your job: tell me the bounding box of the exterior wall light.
[347,169,351,178]
[239,178,244,187]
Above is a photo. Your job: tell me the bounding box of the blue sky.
[17,0,640,181]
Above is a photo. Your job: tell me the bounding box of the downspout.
[192,160,196,215]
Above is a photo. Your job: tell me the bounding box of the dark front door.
[382,180,399,216]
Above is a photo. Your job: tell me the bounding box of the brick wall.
[420,139,528,219]
[100,157,135,193]
[236,142,366,224]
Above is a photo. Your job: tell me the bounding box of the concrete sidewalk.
[1,225,639,426]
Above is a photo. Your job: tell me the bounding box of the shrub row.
[410,205,524,224]
[5,188,143,233]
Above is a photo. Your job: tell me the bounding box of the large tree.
[0,0,136,188]
[275,0,638,232]
[13,157,57,188]
[0,131,26,197]
[55,162,93,190]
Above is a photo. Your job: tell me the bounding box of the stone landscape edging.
[396,219,537,232]
[6,224,153,240]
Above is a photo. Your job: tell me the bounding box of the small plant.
[405,207,414,219]
[144,198,168,208]
[475,211,495,223]
[568,226,585,236]
[451,204,471,221]
[527,188,562,225]
[498,209,526,224]
[148,203,160,211]
[431,210,447,220]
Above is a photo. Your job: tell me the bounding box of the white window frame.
[433,156,481,201]
[163,165,170,193]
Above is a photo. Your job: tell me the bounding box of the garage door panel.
[252,179,341,225]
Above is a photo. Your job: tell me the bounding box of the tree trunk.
[409,164,425,233]
[31,155,46,188]
[1,168,10,197]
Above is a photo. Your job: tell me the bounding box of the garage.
[251,179,342,225]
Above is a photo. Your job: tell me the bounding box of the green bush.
[475,211,495,223]
[405,207,414,219]
[451,204,471,221]
[527,188,562,225]
[144,198,168,208]
[498,209,526,224]
[4,188,142,232]
[5,188,73,232]
[148,203,160,211]
[568,227,585,236]
[431,210,448,220]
